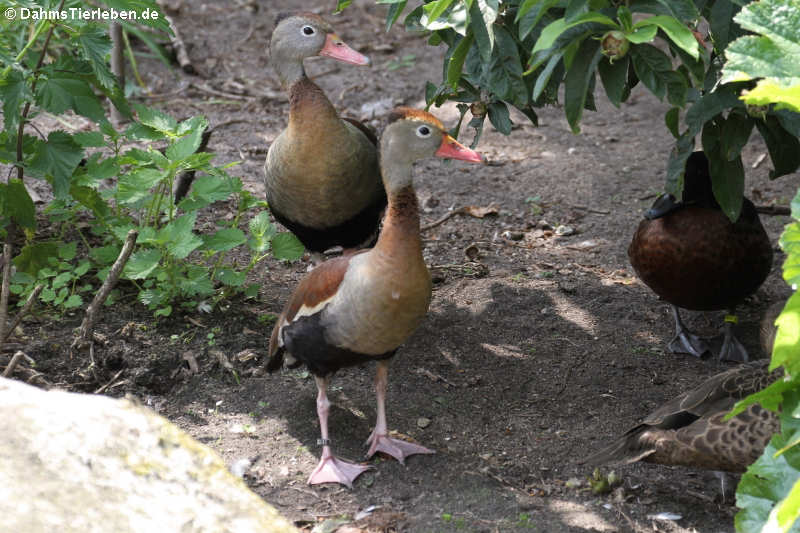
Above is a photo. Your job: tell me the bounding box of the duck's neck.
[285,77,341,139]
[374,184,421,257]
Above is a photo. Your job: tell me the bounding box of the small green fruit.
[601,30,630,61]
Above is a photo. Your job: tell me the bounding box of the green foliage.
[0,1,304,318]
[359,0,800,223]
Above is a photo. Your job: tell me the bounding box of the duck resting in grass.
[266,108,483,487]
[265,12,386,262]
[628,151,773,361]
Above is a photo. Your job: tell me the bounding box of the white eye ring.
[416,125,432,138]
[301,25,315,36]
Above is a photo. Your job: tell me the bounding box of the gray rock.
[0,378,297,533]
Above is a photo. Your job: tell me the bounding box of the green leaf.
[28,132,84,198]
[64,294,83,309]
[531,50,565,101]
[166,118,208,161]
[771,291,800,371]
[468,0,498,64]
[683,86,742,137]
[0,69,32,130]
[158,213,203,259]
[73,131,106,148]
[755,116,800,180]
[665,107,680,138]
[720,112,754,162]
[244,284,260,299]
[625,24,657,44]
[3,179,36,229]
[90,245,122,265]
[723,35,800,84]
[630,44,686,104]
[487,26,528,106]
[133,103,177,134]
[58,242,77,261]
[70,185,111,219]
[709,0,744,54]
[334,0,352,13]
[13,242,59,276]
[563,38,602,133]
[423,0,456,24]
[271,232,305,261]
[204,228,247,253]
[487,101,512,134]
[76,24,115,89]
[531,12,617,56]
[517,0,559,40]
[36,76,105,123]
[117,168,165,204]
[217,268,246,287]
[733,0,800,56]
[597,56,629,107]
[447,34,473,89]
[248,211,275,239]
[702,120,745,222]
[633,15,700,59]
[124,249,162,280]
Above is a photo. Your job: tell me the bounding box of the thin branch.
[2,284,43,344]
[755,205,791,216]
[0,244,11,345]
[110,23,126,125]
[421,207,470,232]
[2,350,24,378]
[72,229,138,350]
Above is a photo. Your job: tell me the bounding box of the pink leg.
[365,360,435,463]
[308,376,372,488]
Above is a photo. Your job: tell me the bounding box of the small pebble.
[417,417,431,429]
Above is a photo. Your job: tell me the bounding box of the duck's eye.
[302,25,315,36]
[416,125,431,138]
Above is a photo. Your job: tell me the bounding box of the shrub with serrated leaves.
[344,0,800,224]
[0,0,304,317]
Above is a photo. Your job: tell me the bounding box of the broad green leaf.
[625,24,657,44]
[423,0,456,24]
[650,0,699,21]
[683,86,742,137]
[70,185,111,219]
[486,26,528,106]
[248,211,275,238]
[702,120,744,222]
[468,0,497,63]
[90,245,122,265]
[64,294,83,309]
[14,242,59,276]
[3,179,36,229]
[517,0,559,40]
[771,291,800,370]
[271,232,305,261]
[597,55,629,107]
[36,76,105,122]
[117,168,165,204]
[447,33,473,89]
[633,15,699,59]
[244,284,260,299]
[124,249,162,280]
[630,44,686,103]
[531,50,565,101]
[334,0,352,13]
[723,36,800,84]
[0,69,31,130]
[204,228,247,253]
[733,0,800,56]
[52,272,72,290]
[665,107,680,138]
[158,213,203,259]
[755,116,800,180]
[73,131,105,147]
[133,103,177,134]
[564,38,602,133]
[744,82,800,113]
[720,112,754,162]
[709,0,744,54]
[217,268,246,287]
[28,131,84,198]
[487,101,511,134]
[76,24,115,89]
[166,123,207,162]
[531,12,617,56]
[58,242,77,261]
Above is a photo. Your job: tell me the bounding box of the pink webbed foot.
[365,432,435,464]
[308,449,373,488]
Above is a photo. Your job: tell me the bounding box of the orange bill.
[435,134,483,163]
[319,33,370,66]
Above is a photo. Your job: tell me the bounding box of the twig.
[163,10,196,75]
[755,205,791,216]
[421,207,470,232]
[2,350,24,378]
[94,368,125,394]
[110,23,126,125]
[190,82,251,101]
[72,230,138,351]
[0,244,11,345]
[2,284,43,344]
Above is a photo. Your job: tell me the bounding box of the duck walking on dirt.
[628,151,773,361]
[265,12,386,261]
[266,108,483,487]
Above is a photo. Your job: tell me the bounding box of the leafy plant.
[340,0,800,223]
[0,0,303,318]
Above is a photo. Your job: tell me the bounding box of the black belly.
[269,190,387,253]
[282,312,396,377]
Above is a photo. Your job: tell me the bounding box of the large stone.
[0,378,297,533]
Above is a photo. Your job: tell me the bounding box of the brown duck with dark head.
[266,13,386,259]
[628,151,773,361]
[266,108,483,487]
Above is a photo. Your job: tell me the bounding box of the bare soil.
[7,1,798,532]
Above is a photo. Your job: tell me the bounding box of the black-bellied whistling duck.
[628,151,773,361]
[265,13,386,260]
[581,359,780,473]
[266,108,483,487]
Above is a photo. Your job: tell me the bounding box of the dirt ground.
[6,1,799,531]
